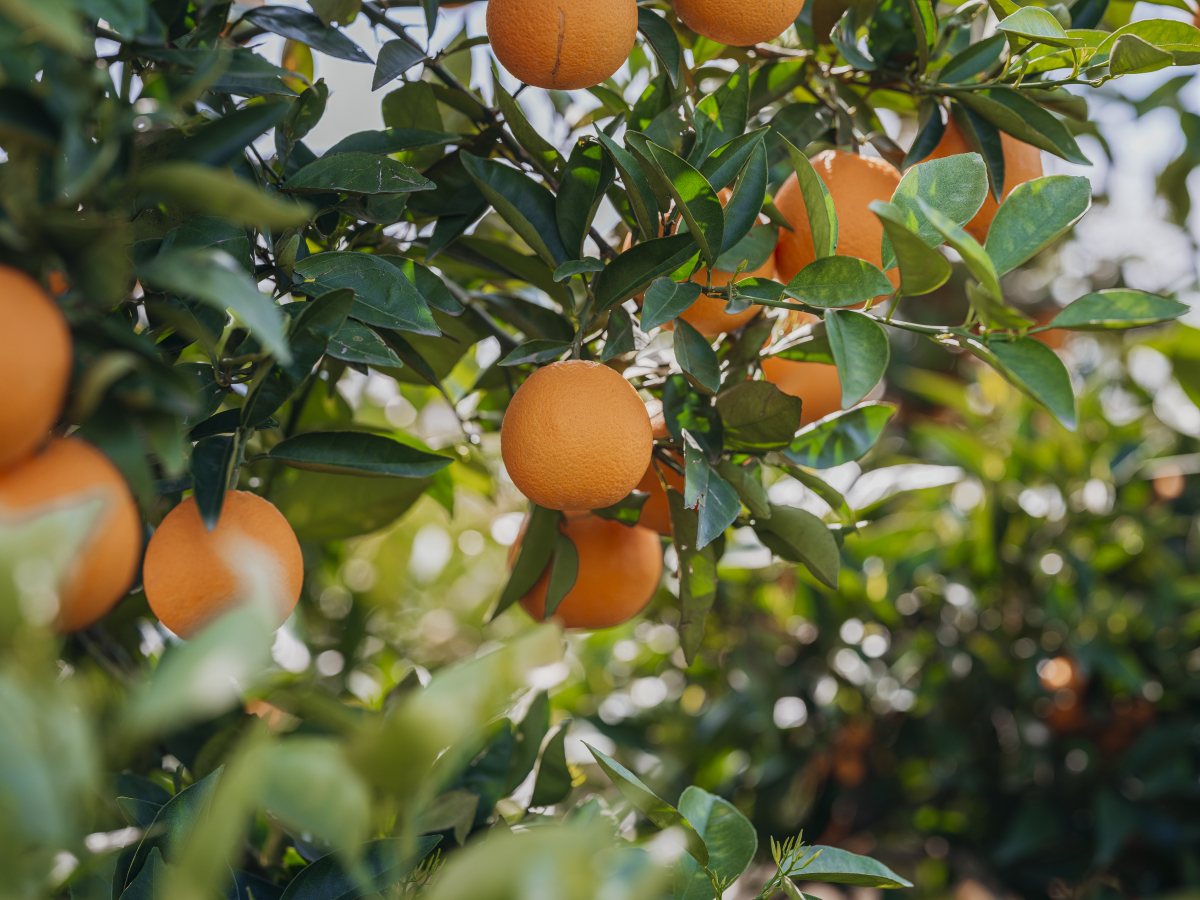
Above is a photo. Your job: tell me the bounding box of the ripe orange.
[487,0,638,90]
[635,455,686,535]
[921,118,1043,243]
[143,491,303,638]
[514,512,663,628]
[774,150,902,290]
[0,267,72,471]
[761,312,844,424]
[0,437,141,632]
[501,360,652,511]
[673,0,807,46]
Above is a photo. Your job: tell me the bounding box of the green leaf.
[292,251,438,337]
[780,136,837,258]
[461,153,570,268]
[625,128,679,217]
[136,163,311,230]
[140,250,291,362]
[496,82,565,175]
[417,792,478,846]
[529,721,573,808]
[880,152,988,270]
[506,693,550,794]
[715,381,805,451]
[938,33,1007,83]
[954,88,1090,165]
[498,340,573,366]
[984,175,1092,275]
[644,278,703,330]
[781,464,854,525]
[1096,18,1200,66]
[213,48,302,97]
[241,6,373,63]
[119,769,223,889]
[1050,289,1188,329]
[264,431,452,478]
[372,39,425,91]
[325,128,459,156]
[278,837,443,900]
[283,151,433,194]
[714,459,772,519]
[638,7,683,85]
[700,128,769,193]
[784,403,898,468]
[683,436,741,549]
[664,487,718,664]
[785,257,894,307]
[593,489,652,525]
[170,101,290,167]
[674,787,757,900]
[644,141,725,266]
[602,305,637,362]
[557,140,616,259]
[692,63,751,163]
[719,141,770,256]
[554,258,605,282]
[275,82,329,159]
[753,505,840,588]
[160,215,253,274]
[674,319,722,394]
[594,233,699,311]
[597,132,660,242]
[997,7,1084,46]
[1109,33,1175,75]
[380,257,463,316]
[788,845,913,888]
[270,469,431,541]
[325,320,403,368]
[968,336,1076,429]
[731,278,786,303]
[585,745,709,868]
[492,506,561,620]
[826,309,889,407]
[663,374,725,457]
[121,846,166,900]
[914,199,1008,305]
[870,201,951,296]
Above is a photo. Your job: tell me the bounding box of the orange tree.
[0,0,1196,898]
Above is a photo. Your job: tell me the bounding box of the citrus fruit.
[143,490,303,638]
[514,512,663,628]
[0,266,72,471]
[761,313,844,424]
[487,0,638,90]
[774,149,902,289]
[501,360,652,511]
[921,118,1042,242]
[635,455,686,535]
[0,437,141,632]
[673,0,807,46]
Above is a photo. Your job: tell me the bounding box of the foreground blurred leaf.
[136,164,311,230]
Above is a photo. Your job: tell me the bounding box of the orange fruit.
[635,455,686,535]
[0,266,72,471]
[673,0,807,46]
[487,0,638,90]
[0,437,141,632]
[514,512,663,629]
[501,360,652,511]
[774,150,902,290]
[143,491,303,638]
[761,312,844,425]
[921,118,1043,243]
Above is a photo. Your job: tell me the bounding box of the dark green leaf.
[719,140,770,256]
[265,431,452,478]
[997,7,1083,46]
[969,336,1076,429]
[212,49,301,97]
[784,257,894,307]
[788,846,913,888]
[644,278,703,330]
[597,132,660,242]
[880,152,988,270]
[461,153,569,268]
[241,6,373,63]
[529,721,573,808]
[494,83,564,175]
[190,435,236,532]
[117,797,163,829]
[638,7,683,86]
[870,201,951,296]
[985,175,1092,275]
[666,487,718,664]
[121,847,166,900]
[553,258,605,282]
[506,693,550,794]
[1049,289,1188,329]
[170,101,290,167]
[716,381,804,451]
[692,63,751,163]
[593,489,652,526]
[674,318,722,394]
[379,257,463,316]
[292,251,438,336]
[753,505,840,588]
[955,88,1090,165]
[557,140,616,259]
[492,506,560,619]
[325,129,458,156]
[160,216,253,274]
[275,83,329,160]
[601,305,636,362]
[674,787,758,900]
[953,104,1007,203]
[732,278,786,303]
[784,403,897,468]
[136,163,311,230]
[700,128,769,193]
[418,791,479,846]
[585,744,709,867]
[826,309,889,407]
[270,469,430,541]
[326,320,403,367]
[121,769,222,890]
[663,374,725,457]
[283,151,433,194]
[372,39,425,91]
[714,459,771,519]
[683,436,741,549]
[594,233,699,311]
[938,33,1006,83]
[499,340,573,366]
[278,837,443,900]
[644,141,725,266]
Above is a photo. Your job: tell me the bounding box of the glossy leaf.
[372,40,424,91]
[170,101,290,167]
[543,533,579,620]
[529,721,573,808]
[492,506,560,619]
[938,33,1006,83]
[880,152,988,269]
[683,435,742,549]
[325,128,458,156]
[644,278,702,330]
[292,251,438,336]
[662,374,725,458]
[283,151,432,194]
[553,258,605,282]
[780,135,837,258]
[461,153,569,268]
[241,6,373,63]
[826,309,889,407]
[715,459,772,519]
[753,505,840,588]
[597,132,660,242]
[955,88,1090,164]
[265,431,452,478]
[666,487,718,664]
[692,63,750,163]
[1050,289,1188,329]
[787,846,913,888]
[496,82,564,175]
[870,201,951,296]
[326,320,403,367]
[985,175,1092,275]
[190,435,236,532]
[997,7,1084,47]
[593,489,652,526]
[673,318,722,394]
[785,256,894,307]
[969,336,1076,430]
[699,127,769,193]
[784,403,898,468]
[674,787,758,900]
[380,257,463,316]
[594,233,699,311]
[638,7,683,86]
[497,340,573,367]
[719,140,770,256]
[915,200,1009,309]
[644,141,725,266]
[602,305,637,361]
[716,381,805,451]
[557,139,616,259]
[1109,33,1175,75]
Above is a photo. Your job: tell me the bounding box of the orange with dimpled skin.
[673,0,808,46]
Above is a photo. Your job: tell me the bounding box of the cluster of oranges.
[502,128,1044,631]
[0,266,302,640]
[486,0,809,91]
